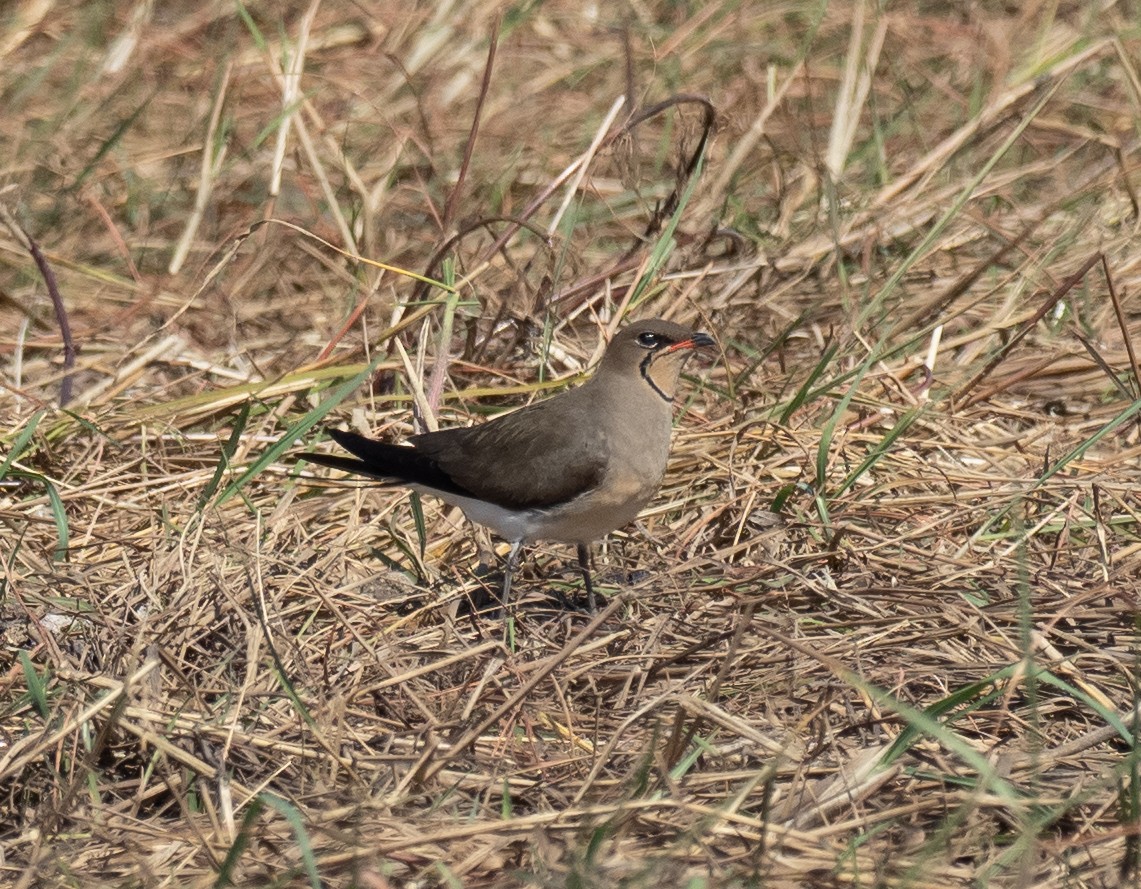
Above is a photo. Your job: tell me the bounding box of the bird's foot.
[599,567,649,585]
[550,586,605,614]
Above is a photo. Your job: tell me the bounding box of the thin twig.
[0,194,76,406]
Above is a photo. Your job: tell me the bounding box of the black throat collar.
[640,352,673,403]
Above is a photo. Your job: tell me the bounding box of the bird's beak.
[666,331,716,353]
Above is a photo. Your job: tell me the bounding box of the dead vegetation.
[4,1,1141,886]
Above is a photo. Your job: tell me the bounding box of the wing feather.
[309,390,608,511]
[408,394,607,509]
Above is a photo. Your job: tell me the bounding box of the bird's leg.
[576,543,597,612]
[501,540,524,611]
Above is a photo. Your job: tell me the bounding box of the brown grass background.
[4,1,1141,886]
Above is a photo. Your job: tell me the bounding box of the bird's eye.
[636,331,663,349]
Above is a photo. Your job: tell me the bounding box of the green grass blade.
[9,469,70,561]
[212,796,263,888]
[833,404,927,498]
[197,400,252,511]
[260,792,321,889]
[19,651,50,719]
[212,354,387,508]
[1,410,45,480]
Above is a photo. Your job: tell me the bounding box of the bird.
[302,318,714,611]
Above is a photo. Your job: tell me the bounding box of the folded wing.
[308,395,608,511]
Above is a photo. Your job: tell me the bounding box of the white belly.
[416,470,660,546]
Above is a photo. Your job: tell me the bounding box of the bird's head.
[598,319,716,403]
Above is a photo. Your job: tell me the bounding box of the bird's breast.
[525,401,672,544]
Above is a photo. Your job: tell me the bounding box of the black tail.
[301,428,470,497]
[301,451,386,478]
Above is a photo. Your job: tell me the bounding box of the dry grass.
[4,1,1141,886]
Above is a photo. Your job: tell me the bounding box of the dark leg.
[500,540,524,612]
[576,543,597,612]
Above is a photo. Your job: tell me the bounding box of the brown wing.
[304,430,475,499]
[408,393,608,510]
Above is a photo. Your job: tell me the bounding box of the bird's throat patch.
[640,352,673,403]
